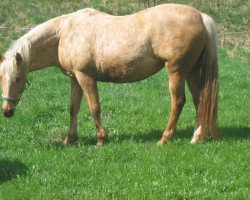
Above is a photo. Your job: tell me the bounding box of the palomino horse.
[0,4,218,145]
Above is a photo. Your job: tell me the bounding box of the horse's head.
[0,53,27,118]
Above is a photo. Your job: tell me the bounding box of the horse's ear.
[15,52,22,65]
[0,54,4,63]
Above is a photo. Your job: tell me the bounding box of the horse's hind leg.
[75,71,107,146]
[64,79,83,145]
[157,70,186,145]
[186,69,206,143]
[187,72,219,143]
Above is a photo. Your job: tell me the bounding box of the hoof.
[157,140,164,146]
[191,126,204,144]
[190,138,199,144]
[96,142,104,146]
[64,136,77,145]
[190,136,205,144]
[96,139,105,146]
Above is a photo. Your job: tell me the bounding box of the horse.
[0,4,218,146]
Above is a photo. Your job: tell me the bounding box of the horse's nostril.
[3,109,14,118]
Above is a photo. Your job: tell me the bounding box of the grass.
[0,0,249,199]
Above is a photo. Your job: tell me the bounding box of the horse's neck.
[26,17,63,72]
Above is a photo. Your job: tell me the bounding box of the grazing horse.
[0,4,218,145]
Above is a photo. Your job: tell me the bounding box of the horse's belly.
[96,57,164,83]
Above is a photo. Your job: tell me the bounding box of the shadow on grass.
[0,159,28,184]
[98,126,249,144]
[47,126,249,148]
[107,127,193,144]
[218,126,250,141]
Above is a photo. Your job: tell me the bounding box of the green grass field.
[0,1,249,199]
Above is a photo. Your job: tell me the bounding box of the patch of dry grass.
[0,0,249,49]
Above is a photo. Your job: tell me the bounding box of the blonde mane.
[4,38,30,57]
[2,7,99,74]
[3,38,31,74]
[1,19,51,74]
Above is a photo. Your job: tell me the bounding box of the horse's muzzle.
[3,109,14,118]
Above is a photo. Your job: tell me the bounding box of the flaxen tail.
[199,13,219,138]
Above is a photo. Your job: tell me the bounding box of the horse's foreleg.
[157,71,186,145]
[64,79,83,145]
[75,71,107,146]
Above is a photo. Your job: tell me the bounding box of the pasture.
[0,0,249,199]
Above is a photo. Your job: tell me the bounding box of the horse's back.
[58,4,207,82]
